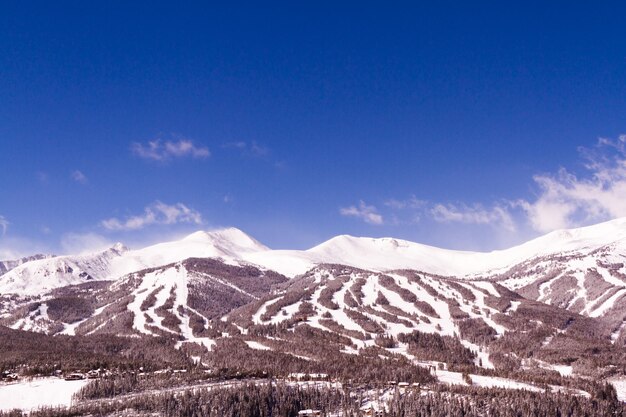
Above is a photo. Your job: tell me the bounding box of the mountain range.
[3,217,626,381]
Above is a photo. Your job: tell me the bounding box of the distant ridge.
[3,218,626,296]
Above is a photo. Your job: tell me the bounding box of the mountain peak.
[182,227,269,252]
[110,242,128,253]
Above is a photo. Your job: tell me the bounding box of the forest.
[0,380,624,417]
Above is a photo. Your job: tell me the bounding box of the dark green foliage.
[398,330,475,366]
[458,317,497,344]
[0,325,190,375]
[374,333,397,348]
[45,297,94,323]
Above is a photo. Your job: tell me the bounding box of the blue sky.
[1,2,626,257]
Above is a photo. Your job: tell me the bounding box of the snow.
[60,301,115,336]
[508,301,521,313]
[609,377,626,402]
[470,281,500,296]
[436,370,541,392]
[0,377,89,412]
[0,245,125,295]
[243,217,626,278]
[0,227,268,296]
[7,218,626,297]
[11,303,50,333]
[245,340,272,350]
[463,288,506,335]
[611,319,626,344]
[550,364,573,377]
[59,318,86,336]
[460,340,494,369]
[589,288,626,318]
[252,298,280,324]
[124,264,215,350]
[525,359,574,377]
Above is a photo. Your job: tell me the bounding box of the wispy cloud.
[60,232,114,255]
[431,203,516,232]
[0,235,51,260]
[340,201,384,225]
[223,141,269,157]
[131,137,210,162]
[71,170,88,184]
[101,201,204,231]
[517,135,626,232]
[371,134,626,235]
[0,215,8,235]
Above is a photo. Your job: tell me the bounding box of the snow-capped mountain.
[0,244,127,295]
[4,218,626,325]
[5,260,614,379]
[0,228,268,296]
[5,258,288,338]
[245,217,626,278]
[227,264,608,370]
[0,254,55,276]
[5,221,626,381]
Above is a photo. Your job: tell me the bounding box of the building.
[297,410,321,416]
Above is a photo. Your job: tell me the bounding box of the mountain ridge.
[3,217,626,300]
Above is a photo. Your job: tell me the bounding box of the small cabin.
[288,373,329,382]
[64,373,85,381]
[298,410,321,416]
[87,370,101,379]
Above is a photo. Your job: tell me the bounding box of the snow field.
[436,370,541,392]
[0,378,89,412]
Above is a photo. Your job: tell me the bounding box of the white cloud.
[0,215,8,235]
[101,201,204,231]
[60,232,113,255]
[0,235,51,260]
[0,243,24,260]
[71,170,88,184]
[519,135,626,232]
[0,248,19,260]
[378,135,626,235]
[340,201,384,225]
[431,203,516,232]
[131,138,210,161]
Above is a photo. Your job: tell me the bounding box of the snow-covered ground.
[540,362,573,377]
[610,377,626,402]
[0,377,89,412]
[436,370,542,392]
[245,340,271,350]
